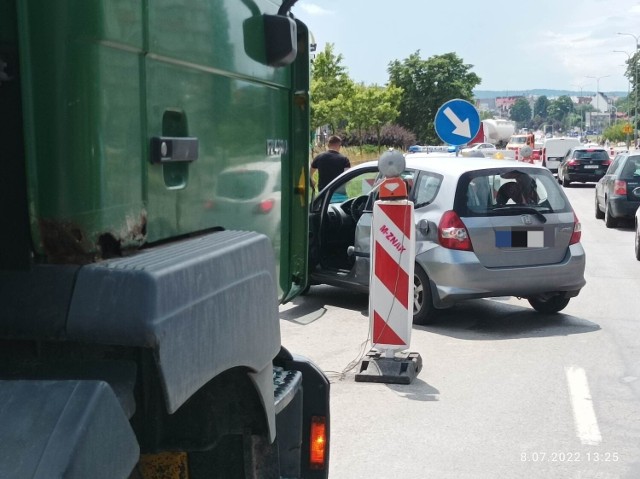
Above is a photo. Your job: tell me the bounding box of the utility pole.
[586,75,610,134]
[572,83,587,137]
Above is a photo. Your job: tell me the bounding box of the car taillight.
[255,198,275,214]
[309,416,327,470]
[569,212,582,245]
[567,159,579,166]
[438,210,473,251]
[602,159,612,167]
[614,180,627,196]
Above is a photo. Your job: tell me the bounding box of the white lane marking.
[565,366,602,445]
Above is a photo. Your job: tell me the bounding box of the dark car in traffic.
[558,146,611,186]
[595,152,640,227]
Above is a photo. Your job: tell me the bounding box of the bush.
[337,123,417,150]
[379,124,416,149]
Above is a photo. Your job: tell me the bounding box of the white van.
[541,137,581,173]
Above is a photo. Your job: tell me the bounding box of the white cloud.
[298,4,333,16]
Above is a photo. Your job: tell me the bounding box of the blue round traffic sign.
[434,99,481,146]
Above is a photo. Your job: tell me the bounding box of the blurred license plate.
[583,165,599,169]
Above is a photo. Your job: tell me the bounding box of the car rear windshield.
[455,168,572,217]
[572,149,609,160]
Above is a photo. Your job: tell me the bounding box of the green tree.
[310,43,354,133]
[546,95,574,131]
[344,83,403,151]
[547,95,574,121]
[480,111,494,120]
[388,51,481,144]
[603,122,628,143]
[622,52,639,131]
[534,96,550,119]
[510,98,532,125]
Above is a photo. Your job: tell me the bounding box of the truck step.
[273,367,302,413]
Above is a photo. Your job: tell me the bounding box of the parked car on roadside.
[558,146,611,186]
[307,155,586,324]
[595,152,640,227]
[460,142,497,156]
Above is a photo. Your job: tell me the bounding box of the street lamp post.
[618,32,639,147]
[572,83,587,136]
[610,104,617,128]
[586,75,610,134]
[613,50,633,147]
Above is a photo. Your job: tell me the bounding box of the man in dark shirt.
[310,135,351,192]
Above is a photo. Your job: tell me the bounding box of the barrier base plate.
[355,350,422,384]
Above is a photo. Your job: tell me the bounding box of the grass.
[342,146,385,166]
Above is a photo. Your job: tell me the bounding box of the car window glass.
[621,156,640,179]
[459,168,566,216]
[608,157,623,175]
[414,172,443,208]
[574,150,608,160]
[329,171,378,204]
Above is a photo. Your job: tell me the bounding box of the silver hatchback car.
[308,155,586,324]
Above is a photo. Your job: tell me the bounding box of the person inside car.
[496,171,539,205]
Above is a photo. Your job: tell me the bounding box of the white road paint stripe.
[565,366,602,445]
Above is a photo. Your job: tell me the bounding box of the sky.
[292,0,640,95]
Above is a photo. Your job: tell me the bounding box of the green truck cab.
[0,1,329,477]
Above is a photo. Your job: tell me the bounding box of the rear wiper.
[491,206,548,223]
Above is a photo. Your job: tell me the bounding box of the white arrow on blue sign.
[434,99,481,146]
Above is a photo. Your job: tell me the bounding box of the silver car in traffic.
[308,155,586,324]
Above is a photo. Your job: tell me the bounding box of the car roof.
[569,146,607,152]
[356,154,542,176]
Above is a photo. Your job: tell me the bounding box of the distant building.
[476,98,496,112]
[589,92,609,113]
[495,96,522,117]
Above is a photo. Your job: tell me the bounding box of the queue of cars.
[551,146,640,261]
[307,154,586,324]
[594,152,640,228]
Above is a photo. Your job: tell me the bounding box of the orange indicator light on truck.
[309,416,327,469]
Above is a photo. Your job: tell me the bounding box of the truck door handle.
[150,137,199,164]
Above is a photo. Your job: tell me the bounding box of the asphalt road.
[280,182,640,479]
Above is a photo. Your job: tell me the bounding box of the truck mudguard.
[66,231,281,421]
[0,380,138,479]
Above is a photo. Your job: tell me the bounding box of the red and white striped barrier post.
[356,151,422,384]
[369,176,414,356]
